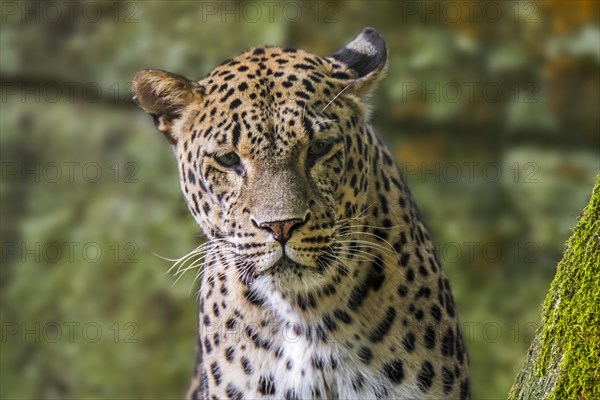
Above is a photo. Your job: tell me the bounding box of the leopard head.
[133,28,387,291]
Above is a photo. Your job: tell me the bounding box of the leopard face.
[133,30,384,295]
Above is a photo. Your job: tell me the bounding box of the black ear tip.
[362,27,379,38]
[331,27,387,78]
[359,27,386,56]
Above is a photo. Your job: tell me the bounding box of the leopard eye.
[215,152,241,168]
[307,140,333,159]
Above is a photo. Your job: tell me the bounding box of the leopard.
[132,27,470,400]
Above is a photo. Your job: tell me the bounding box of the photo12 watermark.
[1,81,135,104]
[1,1,139,24]
[197,1,340,23]
[1,162,139,184]
[398,82,540,104]
[397,1,540,24]
[196,319,540,348]
[1,321,139,344]
[434,241,539,265]
[2,241,140,265]
[400,161,540,184]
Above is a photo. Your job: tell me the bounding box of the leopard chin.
[274,255,302,270]
[261,254,326,279]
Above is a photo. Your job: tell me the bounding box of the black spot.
[424,326,436,349]
[244,326,271,350]
[297,293,317,310]
[204,337,213,354]
[274,347,284,359]
[229,99,242,109]
[382,359,404,384]
[373,226,389,240]
[357,347,373,364]
[417,361,435,392]
[329,355,338,370]
[402,332,416,352]
[331,71,352,79]
[351,373,365,390]
[441,328,455,357]
[366,257,385,291]
[258,375,276,395]
[415,286,431,299]
[284,389,300,400]
[369,307,396,342]
[225,383,244,400]
[225,318,237,330]
[311,356,324,370]
[240,356,253,375]
[347,283,369,311]
[456,331,465,364]
[225,346,235,362]
[187,168,196,184]
[322,283,336,296]
[222,88,235,102]
[293,63,315,70]
[460,379,470,400]
[430,305,442,321]
[301,79,316,93]
[334,309,353,324]
[210,362,222,385]
[191,193,201,214]
[415,309,424,320]
[310,386,322,398]
[442,366,455,394]
[349,174,357,187]
[322,314,337,332]
[445,292,456,317]
[399,252,410,267]
[383,151,394,165]
[232,123,241,147]
[190,384,203,400]
[397,285,408,297]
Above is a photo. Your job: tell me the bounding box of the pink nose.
[258,218,304,243]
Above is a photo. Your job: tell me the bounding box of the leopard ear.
[330,27,388,95]
[132,69,204,144]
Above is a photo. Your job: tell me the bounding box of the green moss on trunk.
[509,175,600,399]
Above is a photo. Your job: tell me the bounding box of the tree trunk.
[509,176,600,399]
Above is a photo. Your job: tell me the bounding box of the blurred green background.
[1,1,598,399]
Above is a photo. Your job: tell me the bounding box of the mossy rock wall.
[509,176,600,399]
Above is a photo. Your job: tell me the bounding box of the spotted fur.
[133,27,470,400]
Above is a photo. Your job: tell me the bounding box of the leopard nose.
[254,217,307,243]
